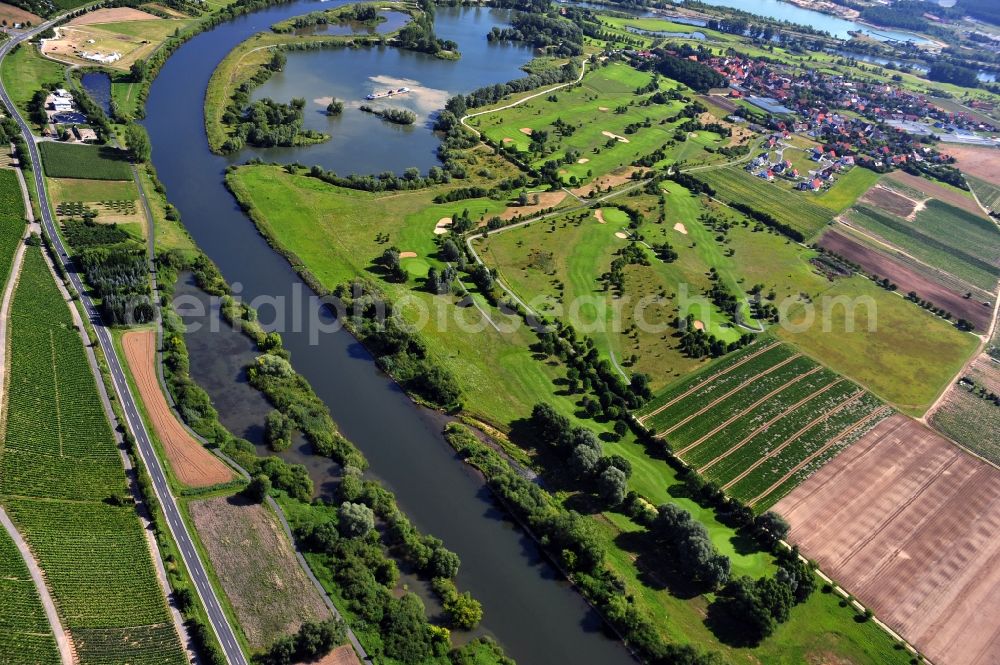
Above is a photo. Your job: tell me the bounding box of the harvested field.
[67,7,158,24]
[859,185,917,218]
[0,3,41,25]
[188,497,330,650]
[941,144,1000,187]
[775,414,1000,665]
[122,330,235,488]
[498,191,566,221]
[885,170,987,219]
[819,230,992,331]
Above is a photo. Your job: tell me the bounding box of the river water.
[141,2,634,664]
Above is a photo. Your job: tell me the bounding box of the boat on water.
[365,87,410,100]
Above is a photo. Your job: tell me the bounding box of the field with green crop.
[697,166,833,239]
[777,276,979,415]
[639,341,890,510]
[0,529,60,664]
[846,202,1000,292]
[931,384,1000,466]
[1,247,185,665]
[39,143,133,181]
[0,169,25,223]
[967,174,1000,214]
[468,62,735,185]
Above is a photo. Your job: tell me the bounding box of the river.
[141,2,635,664]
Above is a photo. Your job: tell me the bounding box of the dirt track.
[122,330,235,487]
[820,230,992,331]
[775,414,1000,665]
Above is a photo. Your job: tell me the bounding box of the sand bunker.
[519,127,533,135]
[598,107,609,111]
[602,131,629,143]
[693,320,705,330]
[502,137,513,143]
[577,158,589,164]
[433,217,452,235]
[499,191,567,221]
[614,232,628,239]
[673,222,688,235]
[594,209,606,224]
[688,132,698,138]
[399,251,417,258]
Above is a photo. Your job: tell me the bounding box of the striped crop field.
[0,246,185,665]
[640,341,891,511]
[0,528,60,663]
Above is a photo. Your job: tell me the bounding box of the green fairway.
[39,143,133,181]
[2,247,185,664]
[468,62,737,185]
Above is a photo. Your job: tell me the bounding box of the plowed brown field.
[775,414,1000,665]
[819,230,992,330]
[122,329,235,487]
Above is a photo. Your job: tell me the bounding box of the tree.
[124,123,151,162]
[382,593,434,663]
[570,443,601,477]
[338,501,375,538]
[265,409,293,451]
[445,591,483,630]
[245,474,271,503]
[429,547,460,578]
[326,98,344,115]
[754,511,790,546]
[597,466,628,505]
[130,60,148,83]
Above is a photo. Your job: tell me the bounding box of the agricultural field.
[696,166,833,239]
[967,175,1000,214]
[48,176,144,228]
[845,201,1000,293]
[819,229,993,331]
[883,169,986,218]
[467,62,738,185]
[776,414,1000,665]
[0,2,41,25]
[0,528,60,664]
[1,246,185,664]
[636,341,890,509]
[188,496,330,650]
[0,171,26,281]
[777,276,978,415]
[39,142,133,181]
[930,354,1000,465]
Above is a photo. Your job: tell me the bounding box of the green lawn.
[812,167,880,212]
[778,277,978,415]
[0,44,64,122]
[39,142,134,181]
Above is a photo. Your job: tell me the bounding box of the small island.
[358,105,416,125]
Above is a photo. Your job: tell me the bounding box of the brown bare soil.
[571,167,641,197]
[299,644,362,665]
[0,2,41,25]
[498,191,566,221]
[68,7,158,24]
[819,230,992,330]
[775,414,1000,665]
[122,330,235,487]
[886,170,988,219]
[940,144,1000,187]
[859,185,916,218]
[189,497,330,649]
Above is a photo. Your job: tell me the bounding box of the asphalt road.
[0,23,249,665]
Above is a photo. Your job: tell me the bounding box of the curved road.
[0,23,249,665]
